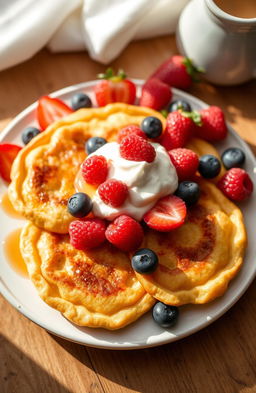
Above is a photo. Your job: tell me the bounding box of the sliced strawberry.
[94,68,136,106]
[0,144,22,182]
[143,195,187,232]
[37,96,73,130]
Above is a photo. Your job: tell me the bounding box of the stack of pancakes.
[9,103,246,330]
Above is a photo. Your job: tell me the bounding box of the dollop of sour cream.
[75,142,178,221]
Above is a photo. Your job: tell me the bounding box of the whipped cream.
[75,142,178,221]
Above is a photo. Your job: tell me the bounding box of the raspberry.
[117,125,146,143]
[69,218,106,250]
[98,179,128,207]
[168,148,199,181]
[217,168,253,201]
[105,215,144,252]
[161,111,193,150]
[81,155,108,185]
[120,134,156,163]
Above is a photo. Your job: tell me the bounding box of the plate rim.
[1,79,255,350]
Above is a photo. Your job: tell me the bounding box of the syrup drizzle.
[3,228,28,277]
[0,192,23,219]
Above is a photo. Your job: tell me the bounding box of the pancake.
[20,222,155,329]
[8,104,166,234]
[134,180,246,305]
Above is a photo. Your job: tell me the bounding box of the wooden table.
[1,35,256,393]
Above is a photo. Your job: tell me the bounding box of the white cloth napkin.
[0,0,189,72]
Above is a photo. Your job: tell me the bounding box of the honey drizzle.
[0,192,23,219]
[3,228,28,277]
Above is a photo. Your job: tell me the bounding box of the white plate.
[0,80,256,350]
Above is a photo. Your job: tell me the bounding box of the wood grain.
[1,35,256,393]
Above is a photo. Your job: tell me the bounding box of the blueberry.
[131,248,158,274]
[86,137,107,154]
[141,116,163,138]
[175,181,200,206]
[152,302,179,328]
[168,100,192,113]
[68,192,92,218]
[198,154,221,179]
[71,93,92,110]
[221,147,245,169]
[22,127,40,145]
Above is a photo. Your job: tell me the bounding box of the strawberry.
[94,68,136,107]
[149,55,203,90]
[160,111,195,150]
[168,148,199,181]
[195,106,228,142]
[0,144,22,182]
[139,78,172,110]
[143,195,187,232]
[37,96,73,130]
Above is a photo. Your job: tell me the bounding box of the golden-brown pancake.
[20,222,155,330]
[9,104,166,234]
[135,180,246,305]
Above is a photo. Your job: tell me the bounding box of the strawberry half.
[143,195,187,232]
[94,68,136,107]
[37,96,73,130]
[0,143,22,182]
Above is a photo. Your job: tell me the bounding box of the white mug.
[176,0,256,85]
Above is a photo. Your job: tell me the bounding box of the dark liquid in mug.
[214,0,256,18]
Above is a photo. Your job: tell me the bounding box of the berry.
[149,55,203,90]
[168,100,192,113]
[143,195,186,232]
[218,168,253,201]
[69,218,106,250]
[81,155,108,185]
[175,181,200,206]
[168,148,199,181]
[86,137,107,154]
[0,143,22,182]
[94,68,136,106]
[221,147,245,169]
[141,116,163,139]
[105,215,144,252]
[117,125,146,143]
[71,93,92,110]
[120,134,156,163]
[160,111,193,150]
[152,302,179,328]
[98,179,128,207]
[195,106,227,142]
[37,96,73,130]
[22,127,40,145]
[67,192,92,218]
[131,248,158,274]
[139,78,172,110]
[198,154,221,179]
